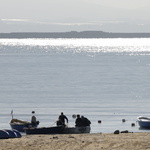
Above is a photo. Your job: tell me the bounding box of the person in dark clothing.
[75,114,83,127]
[81,116,91,126]
[58,112,68,126]
[31,111,39,126]
[56,118,63,126]
[31,111,37,126]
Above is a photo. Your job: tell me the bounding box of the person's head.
[77,114,80,118]
[32,111,35,114]
[61,112,64,115]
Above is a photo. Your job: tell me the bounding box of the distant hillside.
[0,31,150,38]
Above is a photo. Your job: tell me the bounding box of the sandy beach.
[0,132,150,150]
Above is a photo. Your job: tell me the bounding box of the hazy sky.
[0,0,150,32]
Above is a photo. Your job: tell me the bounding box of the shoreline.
[1,31,150,38]
[0,132,149,150]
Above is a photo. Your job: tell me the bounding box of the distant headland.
[0,31,150,38]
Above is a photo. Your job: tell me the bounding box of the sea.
[0,38,150,133]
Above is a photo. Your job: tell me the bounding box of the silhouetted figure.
[75,114,83,127]
[31,111,37,126]
[81,116,91,126]
[31,111,39,126]
[58,112,68,126]
[56,118,63,126]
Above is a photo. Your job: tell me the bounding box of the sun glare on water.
[0,38,150,55]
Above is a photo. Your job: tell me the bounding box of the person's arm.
[65,116,68,123]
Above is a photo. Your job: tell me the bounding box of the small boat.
[4,129,22,138]
[25,125,91,135]
[11,129,22,138]
[0,129,22,139]
[0,130,9,139]
[5,129,18,138]
[9,119,38,132]
[137,116,150,128]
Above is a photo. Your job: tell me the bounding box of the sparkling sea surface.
[0,38,150,133]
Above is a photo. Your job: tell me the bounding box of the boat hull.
[10,124,31,132]
[137,116,150,128]
[25,126,64,135]
[0,130,9,139]
[9,119,37,132]
[62,126,91,134]
[25,126,91,135]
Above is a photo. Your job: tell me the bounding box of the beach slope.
[0,133,150,150]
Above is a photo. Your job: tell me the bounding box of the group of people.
[56,112,91,127]
[75,114,91,127]
[31,111,91,127]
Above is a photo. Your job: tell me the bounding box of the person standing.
[58,112,68,126]
[31,111,37,126]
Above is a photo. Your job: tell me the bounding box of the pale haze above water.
[1,0,150,32]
